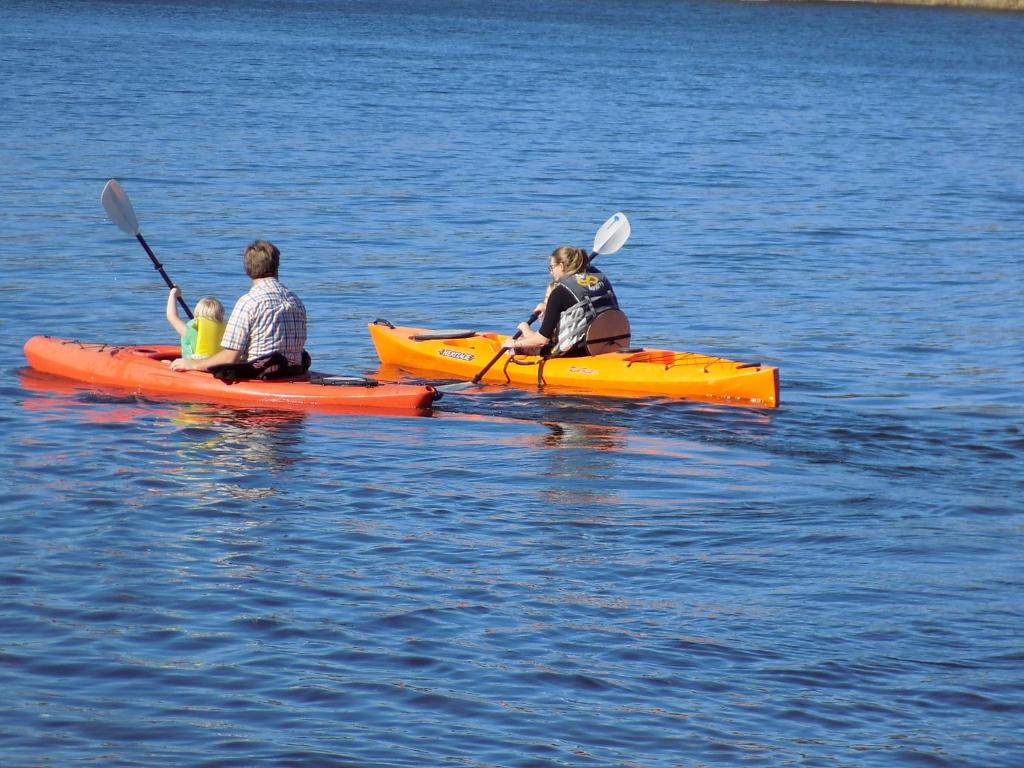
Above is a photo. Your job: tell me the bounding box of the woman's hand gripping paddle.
[438,211,631,394]
[101,179,193,319]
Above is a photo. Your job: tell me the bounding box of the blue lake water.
[1,0,1022,765]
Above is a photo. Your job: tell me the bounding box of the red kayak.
[23,336,438,414]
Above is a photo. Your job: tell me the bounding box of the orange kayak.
[368,320,779,408]
[23,336,438,414]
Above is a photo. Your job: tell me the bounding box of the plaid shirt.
[221,278,307,365]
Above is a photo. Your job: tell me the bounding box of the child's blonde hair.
[194,296,224,323]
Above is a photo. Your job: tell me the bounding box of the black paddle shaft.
[137,233,193,319]
[472,308,542,384]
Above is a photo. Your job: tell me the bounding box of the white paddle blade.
[101,179,140,236]
[593,211,630,256]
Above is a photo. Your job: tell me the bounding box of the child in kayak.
[166,286,226,360]
[171,240,308,376]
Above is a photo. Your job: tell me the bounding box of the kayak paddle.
[101,179,193,319]
[438,211,631,394]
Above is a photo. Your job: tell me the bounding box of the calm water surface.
[1,1,1022,765]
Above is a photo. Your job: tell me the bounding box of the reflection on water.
[541,421,625,452]
[19,368,311,500]
[537,421,628,507]
[166,405,308,501]
[18,368,176,423]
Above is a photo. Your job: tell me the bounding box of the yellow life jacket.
[182,317,226,359]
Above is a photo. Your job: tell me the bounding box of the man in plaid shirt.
[172,240,307,372]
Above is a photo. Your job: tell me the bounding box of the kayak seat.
[209,350,312,385]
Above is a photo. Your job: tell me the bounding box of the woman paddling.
[503,245,630,357]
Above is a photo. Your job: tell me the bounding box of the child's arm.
[166,287,188,337]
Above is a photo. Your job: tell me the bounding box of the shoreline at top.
[784,0,1022,10]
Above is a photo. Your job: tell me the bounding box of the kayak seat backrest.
[209,350,312,385]
[585,309,631,355]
